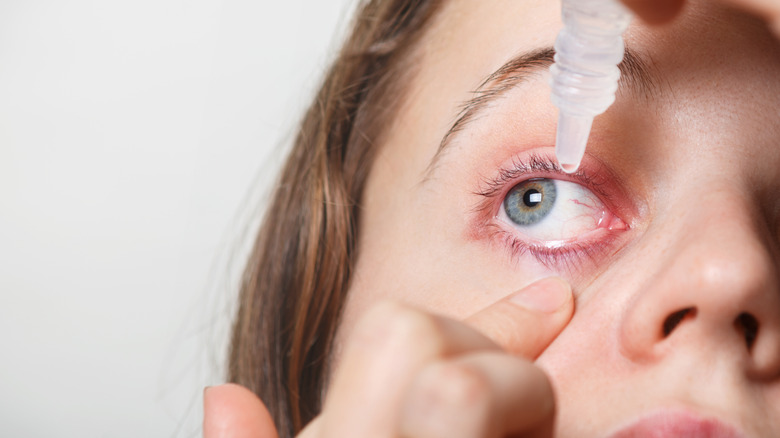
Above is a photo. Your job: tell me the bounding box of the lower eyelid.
[486,192,629,269]
[487,221,627,271]
[493,213,622,247]
[484,224,603,269]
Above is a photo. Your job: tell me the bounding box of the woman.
[205,0,780,436]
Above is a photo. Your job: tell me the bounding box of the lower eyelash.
[484,211,622,272]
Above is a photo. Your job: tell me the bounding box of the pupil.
[523,189,542,207]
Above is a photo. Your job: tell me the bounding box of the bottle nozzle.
[549,0,631,173]
[555,112,593,173]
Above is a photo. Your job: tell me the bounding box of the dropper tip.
[555,113,594,174]
[560,163,579,173]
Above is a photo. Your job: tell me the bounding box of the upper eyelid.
[474,153,610,200]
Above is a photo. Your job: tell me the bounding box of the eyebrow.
[424,45,657,179]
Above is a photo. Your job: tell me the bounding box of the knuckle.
[351,301,444,355]
[403,363,495,438]
[420,362,493,412]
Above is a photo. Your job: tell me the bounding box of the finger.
[322,301,501,437]
[727,0,780,36]
[297,416,323,438]
[619,0,686,24]
[465,277,574,359]
[400,352,555,438]
[203,384,279,438]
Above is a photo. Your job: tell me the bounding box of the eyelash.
[474,153,624,270]
[476,154,610,199]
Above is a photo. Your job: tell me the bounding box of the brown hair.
[227,1,443,436]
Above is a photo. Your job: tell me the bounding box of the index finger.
[728,0,780,36]
[203,384,279,438]
[465,277,574,359]
[619,0,686,24]
[322,302,502,437]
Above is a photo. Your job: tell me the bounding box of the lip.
[607,410,745,438]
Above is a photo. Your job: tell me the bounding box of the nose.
[619,188,780,379]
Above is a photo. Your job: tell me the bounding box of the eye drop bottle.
[549,0,632,172]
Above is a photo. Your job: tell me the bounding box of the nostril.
[663,308,696,337]
[734,313,759,351]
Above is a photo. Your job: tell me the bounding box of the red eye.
[500,178,625,243]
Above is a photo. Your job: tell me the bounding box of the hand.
[204,277,574,438]
[620,0,780,35]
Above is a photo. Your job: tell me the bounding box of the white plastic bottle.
[549,0,632,172]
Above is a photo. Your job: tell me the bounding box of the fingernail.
[510,277,571,313]
[203,386,213,410]
[203,386,214,437]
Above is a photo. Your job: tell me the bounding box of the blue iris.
[503,179,557,226]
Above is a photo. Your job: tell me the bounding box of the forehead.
[389,0,560,183]
[399,0,780,184]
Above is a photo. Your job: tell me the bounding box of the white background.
[0,0,355,436]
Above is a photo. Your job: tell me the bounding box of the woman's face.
[337,0,780,435]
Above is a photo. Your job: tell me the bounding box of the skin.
[205,0,780,436]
